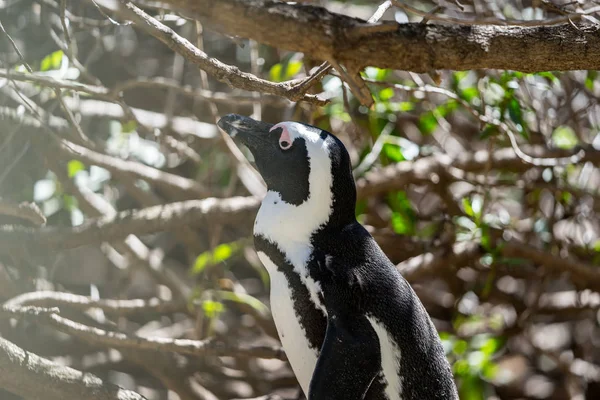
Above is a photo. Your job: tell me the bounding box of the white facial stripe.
[256,122,333,247]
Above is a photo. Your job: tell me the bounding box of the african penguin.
[217,114,458,400]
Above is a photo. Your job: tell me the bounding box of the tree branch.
[357,147,600,199]
[4,291,185,316]
[158,0,600,73]
[1,306,286,360]
[116,1,327,105]
[398,241,481,282]
[0,196,260,253]
[0,336,147,400]
[502,239,600,292]
[0,200,46,226]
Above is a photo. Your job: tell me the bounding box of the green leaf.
[462,197,474,218]
[62,194,78,212]
[382,143,404,162]
[506,97,528,139]
[389,191,416,235]
[122,120,137,134]
[378,87,395,101]
[536,71,559,83]
[585,71,597,90]
[390,102,414,112]
[453,359,470,376]
[40,50,64,71]
[458,375,485,400]
[269,63,283,82]
[481,337,503,356]
[418,112,438,135]
[67,160,85,178]
[324,103,351,122]
[363,67,390,81]
[216,290,270,316]
[284,61,303,80]
[391,212,413,235]
[482,362,498,379]
[202,300,224,319]
[460,87,479,102]
[507,98,522,123]
[453,340,468,355]
[191,241,243,274]
[479,124,499,140]
[552,125,578,150]
[269,60,303,82]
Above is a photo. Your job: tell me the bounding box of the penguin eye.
[279,139,292,150]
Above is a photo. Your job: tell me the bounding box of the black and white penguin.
[217,114,458,400]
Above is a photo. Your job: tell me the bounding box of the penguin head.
[218,114,356,228]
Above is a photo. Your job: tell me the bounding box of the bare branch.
[0,200,46,226]
[4,291,185,316]
[502,239,600,292]
[58,139,210,199]
[1,306,286,360]
[116,1,327,105]
[398,241,481,282]
[0,196,259,252]
[0,336,147,400]
[156,0,600,73]
[357,147,600,199]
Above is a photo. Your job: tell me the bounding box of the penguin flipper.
[308,311,381,400]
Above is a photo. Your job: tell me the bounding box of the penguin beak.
[217,114,274,151]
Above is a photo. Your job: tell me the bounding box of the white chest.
[257,251,319,396]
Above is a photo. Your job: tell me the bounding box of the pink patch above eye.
[272,123,292,150]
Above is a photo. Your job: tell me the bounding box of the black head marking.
[253,126,310,205]
[218,114,357,225]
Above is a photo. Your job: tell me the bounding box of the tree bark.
[0,337,146,400]
[158,0,600,73]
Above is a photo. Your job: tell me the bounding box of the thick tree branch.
[0,196,260,252]
[157,0,600,73]
[0,336,146,400]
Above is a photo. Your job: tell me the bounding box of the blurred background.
[0,1,599,399]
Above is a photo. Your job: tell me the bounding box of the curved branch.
[117,1,327,105]
[4,291,185,316]
[159,0,600,73]
[1,306,286,360]
[0,336,146,400]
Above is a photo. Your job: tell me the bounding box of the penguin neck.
[254,181,356,261]
[255,169,334,249]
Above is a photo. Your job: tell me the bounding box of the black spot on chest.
[254,234,327,350]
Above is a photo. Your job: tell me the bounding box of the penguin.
[217,114,458,400]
